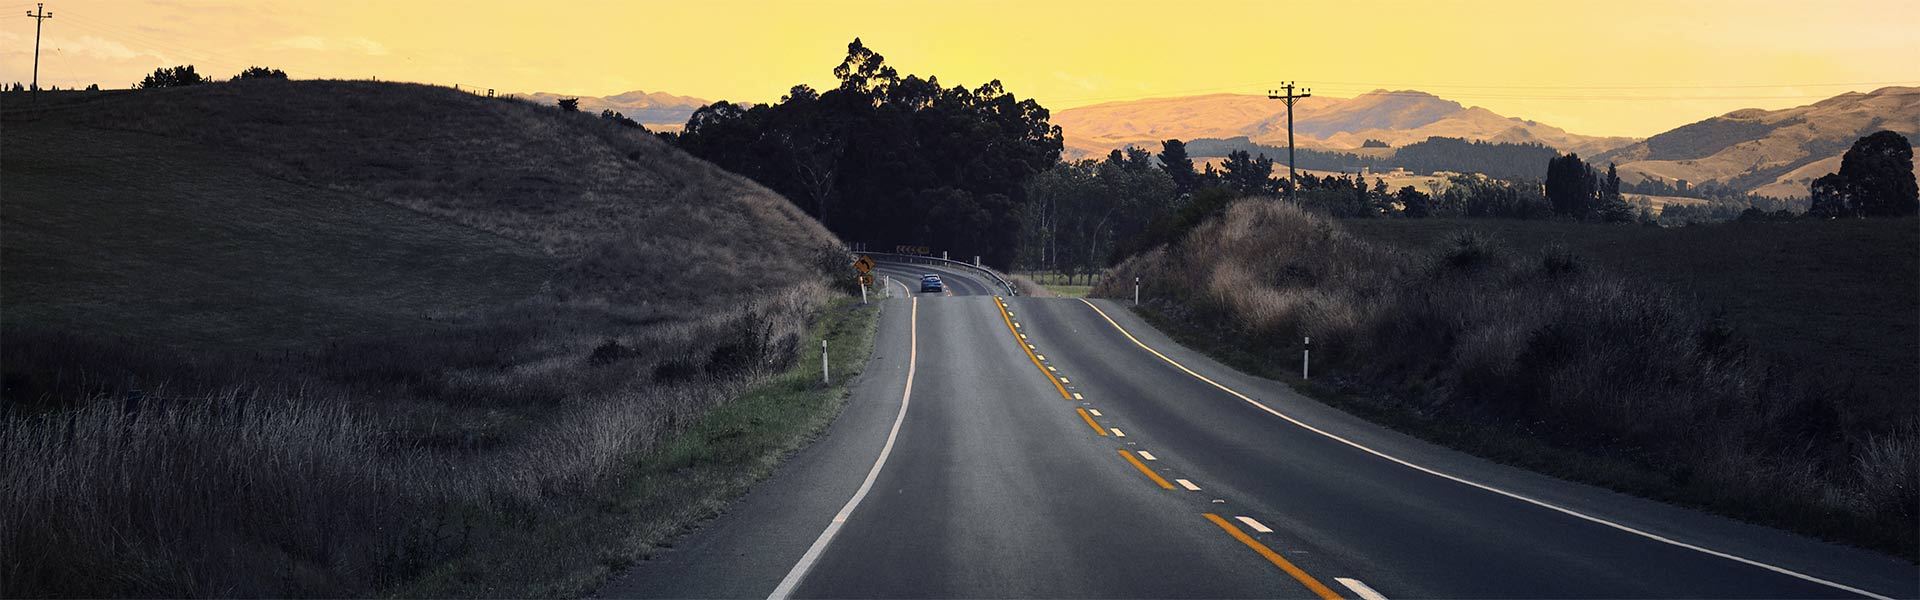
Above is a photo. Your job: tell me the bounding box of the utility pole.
[1268,82,1312,199]
[26,3,52,101]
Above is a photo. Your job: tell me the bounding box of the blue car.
[919,274,944,293]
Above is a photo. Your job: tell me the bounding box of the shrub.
[1095,196,1918,556]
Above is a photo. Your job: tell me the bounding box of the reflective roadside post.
[1302,336,1311,380]
[1133,276,1141,306]
[822,340,830,384]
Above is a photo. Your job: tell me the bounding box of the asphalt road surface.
[600,261,1917,599]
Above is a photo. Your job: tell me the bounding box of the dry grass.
[2,81,851,596]
[1099,198,1919,558]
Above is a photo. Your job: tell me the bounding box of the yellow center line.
[1075,407,1107,436]
[994,296,1071,399]
[1118,449,1175,490]
[1204,513,1343,600]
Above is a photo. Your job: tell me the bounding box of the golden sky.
[5,0,1916,137]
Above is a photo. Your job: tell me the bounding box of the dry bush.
[1098,197,1919,555]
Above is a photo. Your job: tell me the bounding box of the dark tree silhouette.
[1806,173,1852,218]
[557,98,580,112]
[1545,153,1598,218]
[139,65,205,89]
[1837,131,1918,217]
[673,39,1061,268]
[230,66,287,81]
[1157,139,1197,194]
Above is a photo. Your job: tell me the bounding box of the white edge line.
[1177,478,1201,491]
[1235,515,1274,533]
[1138,451,1157,461]
[1335,577,1388,600]
[767,296,918,600]
[1076,298,1894,600]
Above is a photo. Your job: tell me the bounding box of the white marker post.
[1302,336,1311,380]
[860,281,868,305]
[1133,276,1141,306]
[822,340,830,384]
[942,250,948,261]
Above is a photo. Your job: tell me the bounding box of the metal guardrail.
[860,252,1018,296]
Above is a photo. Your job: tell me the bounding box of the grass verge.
[397,296,882,596]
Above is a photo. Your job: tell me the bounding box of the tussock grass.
[1099,199,1919,559]
[2,81,854,595]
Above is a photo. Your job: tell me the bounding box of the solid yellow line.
[1076,407,1108,436]
[995,296,1071,399]
[1204,513,1343,600]
[1118,450,1175,490]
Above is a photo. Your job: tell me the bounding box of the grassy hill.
[1596,86,1920,197]
[1,80,846,596]
[1099,203,1917,558]
[1340,218,1919,425]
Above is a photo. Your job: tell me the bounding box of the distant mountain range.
[516,89,710,126]
[1051,90,1637,160]
[1054,87,1920,198]
[1594,86,1919,198]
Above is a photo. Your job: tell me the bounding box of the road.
[600,261,1917,599]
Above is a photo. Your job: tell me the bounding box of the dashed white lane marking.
[1047,366,1057,372]
[1176,479,1201,491]
[1088,409,1102,417]
[1138,451,1157,461]
[769,297,920,600]
[1336,578,1388,600]
[1015,322,1022,328]
[1072,393,1084,400]
[1037,354,1046,360]
[1076,298,1896,600]
[1060,377,1070,383]
[1020,333,1028,339]
[1110,428,1126,437]
[1235,516,1274,533]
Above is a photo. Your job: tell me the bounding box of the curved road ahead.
[601,262,1916,599]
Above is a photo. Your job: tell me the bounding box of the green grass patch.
[397,297,882,597]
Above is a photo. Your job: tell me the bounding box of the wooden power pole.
[1268,82,1311,199]
[27,3,52,101]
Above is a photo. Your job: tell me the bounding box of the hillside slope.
[1,80,843,597]
[1595,86,1920,197]
[1053,90,1634,159]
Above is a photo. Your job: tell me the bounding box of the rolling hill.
[1,80,842,596]
[1595,86,1920,198]
[1052,90,1635,159]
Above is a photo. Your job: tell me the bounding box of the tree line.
[1184,136,1560,181]
[669,39,1061,268]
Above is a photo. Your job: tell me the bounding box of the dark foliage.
[674,38,1062,268]
[231,66,288,81]
[557,97,580,112]
[139,65,205,89]
[1835,131,1917,217]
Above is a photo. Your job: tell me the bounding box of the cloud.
[271,35,387,56]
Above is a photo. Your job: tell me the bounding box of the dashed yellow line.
[994,296,1070,399]
[1118,449,1175,490]
[1204,513,1343,600]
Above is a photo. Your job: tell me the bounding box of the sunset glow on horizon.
[5,0,1916,137]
